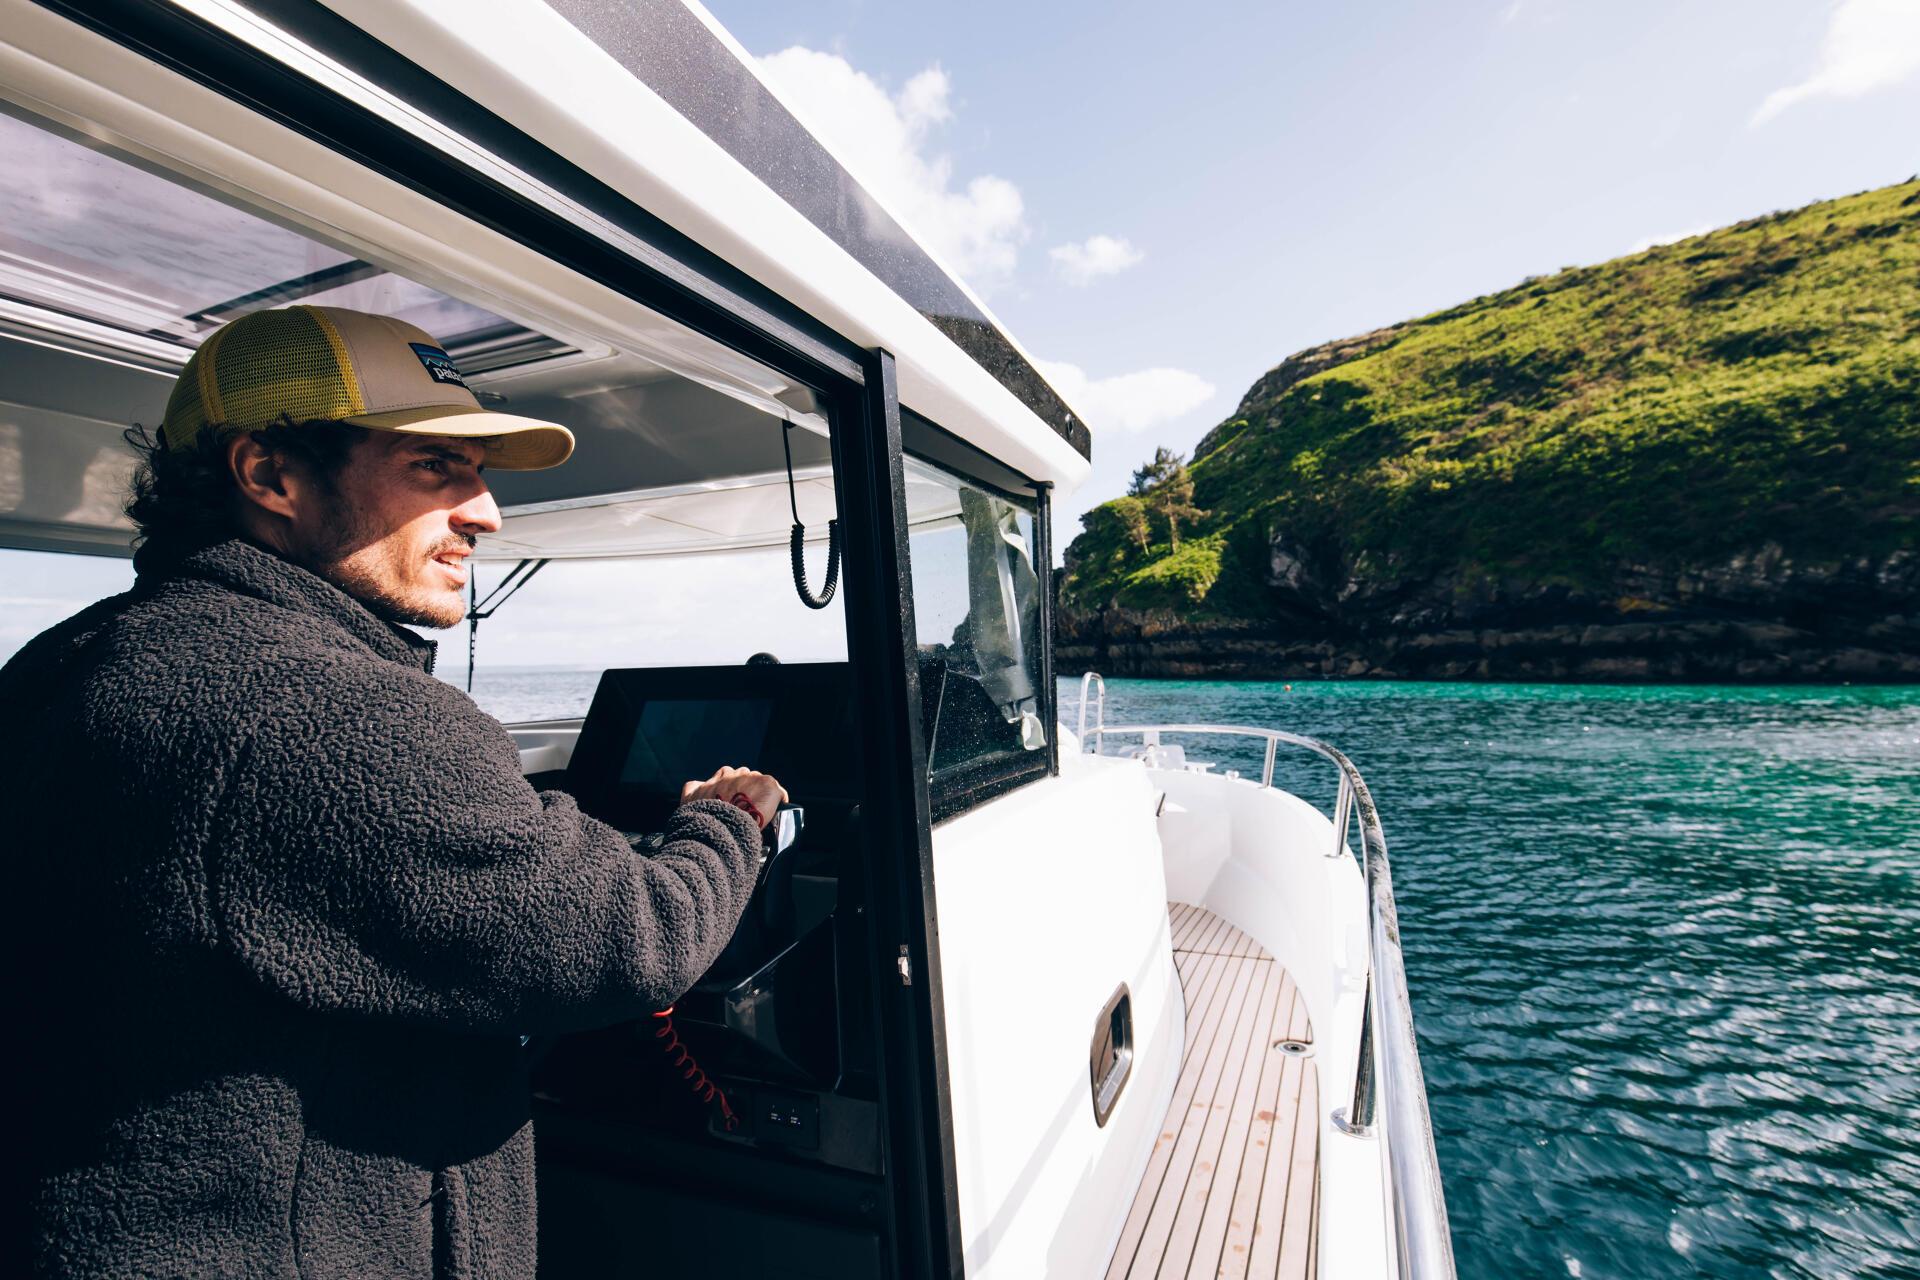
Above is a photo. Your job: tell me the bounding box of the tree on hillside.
[1128,446,1183,497]
[1154,467,1205,550]
[1129,447,1207,549]
[1111,496,1150,554]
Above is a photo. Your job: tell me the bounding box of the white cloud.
[754,48,1027,291]
[1049,234,1145,285]
[1752,0,1920,125]
[1036,360,1216,435]
[1629,223,1715,254]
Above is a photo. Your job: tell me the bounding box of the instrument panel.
[536,662,878,1173]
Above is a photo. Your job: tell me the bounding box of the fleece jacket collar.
[137,537,440,674]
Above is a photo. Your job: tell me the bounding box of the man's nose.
[451,481,502,535]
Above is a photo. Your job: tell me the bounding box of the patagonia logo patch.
[409,343,469,390]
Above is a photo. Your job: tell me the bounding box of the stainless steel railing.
[1075,671,1107,750]
[1075,688,1455,1280]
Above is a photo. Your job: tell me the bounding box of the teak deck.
[1108,903,1320,1280]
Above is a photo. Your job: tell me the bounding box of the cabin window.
[0,106,848,711]
[905,455,1048,818]
[0,111,570,371]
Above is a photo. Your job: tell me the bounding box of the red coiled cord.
[651,1007,739,1133]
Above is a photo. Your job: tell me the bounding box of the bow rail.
[1073,675,1455,1279]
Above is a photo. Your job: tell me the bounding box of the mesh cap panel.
[155,304,573,470]
[162,307,365,447]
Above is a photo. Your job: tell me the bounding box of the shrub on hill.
[1062,179,1920,624]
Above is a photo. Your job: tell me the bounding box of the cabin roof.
[336,0,1092,482]
[548,0,1091,463]
[0,1,1092,562]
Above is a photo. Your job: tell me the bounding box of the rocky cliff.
[1059,179,1920,681]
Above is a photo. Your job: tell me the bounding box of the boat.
[0,0,1452,1274]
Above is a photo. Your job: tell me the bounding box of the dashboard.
[531,662,881,1174]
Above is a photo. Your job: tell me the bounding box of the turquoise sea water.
[471,669,1920,1279]
[1061,678,1920,1280]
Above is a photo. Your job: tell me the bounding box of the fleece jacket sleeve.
[208,654,765,1036]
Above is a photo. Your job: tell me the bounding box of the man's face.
[287,431,500,629]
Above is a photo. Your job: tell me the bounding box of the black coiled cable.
[783,422,839,609]
[790,519,840,609]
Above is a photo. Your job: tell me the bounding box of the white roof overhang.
[316,0,1093,492]
[0,0,1086,561]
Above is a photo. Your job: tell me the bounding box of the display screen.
[619,698,774,792]
[566,664,857,831]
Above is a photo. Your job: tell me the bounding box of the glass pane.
[904,456,1045,785]
[0,100,859,597]
[0,111,526,359]
[1,100,862,708]
[447,549,851,723]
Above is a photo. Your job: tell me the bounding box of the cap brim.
[345,405,576,471]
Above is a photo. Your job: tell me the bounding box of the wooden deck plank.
[1106,947,1246,1280]
[1169,902,1270,960]
[1173,945,1202,991]
[1115,905,1318,1280]
[1208,914,1240,955]
[1158,959,1278,1273]
[1305,1158,1319,1280]
[1212,971,1297,1280]
[1171,903,1204,950]
[1245,981,1314,1279]
[1190,911,1234,958]
[1244,1047,1308,1278]
[1274,1063,1319,1280]
[1177,961,1285,1279]
[1305,1105,1320,1280]
[1125,958,1264,1277]
[1112,947,1246,1280]
[1167,901,1198,951]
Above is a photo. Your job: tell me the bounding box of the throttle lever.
[770,805,805,857]
[753,805,803,895]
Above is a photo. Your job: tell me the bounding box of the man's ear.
[227,432,301,522]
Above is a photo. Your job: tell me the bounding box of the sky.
[702,0,1920,541]
[3,0,1919,675]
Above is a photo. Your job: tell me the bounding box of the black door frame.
[830,353,964,1277]
[29,2,964,1273]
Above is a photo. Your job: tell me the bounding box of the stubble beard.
[295,498,470,630]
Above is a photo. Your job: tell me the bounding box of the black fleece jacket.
[0,538,763,1278]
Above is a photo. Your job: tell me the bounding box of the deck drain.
[1275,1039,1313,1057]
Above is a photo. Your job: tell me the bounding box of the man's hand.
[679,765,788,830]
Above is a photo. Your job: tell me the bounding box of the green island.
[1058,177,1920,681]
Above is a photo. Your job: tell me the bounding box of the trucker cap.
[160,305,575,470]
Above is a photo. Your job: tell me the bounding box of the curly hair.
[123,417,369,555]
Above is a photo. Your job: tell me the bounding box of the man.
[1,306,783,1278]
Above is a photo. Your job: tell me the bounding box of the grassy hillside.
[1063,179,1920,622]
